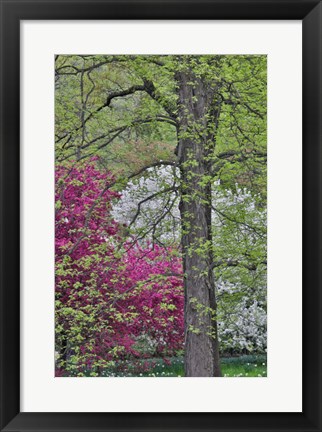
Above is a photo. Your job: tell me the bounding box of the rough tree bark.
[176,66,222,377]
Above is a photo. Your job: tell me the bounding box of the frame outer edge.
[0,1,20,431]
[0,0,321,431]
[302,1,322,430]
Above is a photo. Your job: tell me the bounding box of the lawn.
[99,354,267,377]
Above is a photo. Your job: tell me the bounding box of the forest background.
[55,55,267,377]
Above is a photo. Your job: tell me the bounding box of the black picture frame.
[0,1,321,431]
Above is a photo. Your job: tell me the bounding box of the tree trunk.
[176,67,221,377]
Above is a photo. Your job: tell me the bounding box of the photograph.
[55,54,267,378]
[2,0,321,429]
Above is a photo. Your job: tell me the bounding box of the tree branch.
[212,258,267,271]
[129,186,178,228]
[143,78,177,120]
[212,205,266,238]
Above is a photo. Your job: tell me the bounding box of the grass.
[221,362,266,377]
[99,354,267,377]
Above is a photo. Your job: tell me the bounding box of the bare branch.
[129,186,178,228]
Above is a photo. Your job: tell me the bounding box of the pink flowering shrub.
[55,160,184,376]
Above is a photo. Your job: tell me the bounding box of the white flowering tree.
[112,165,180,246]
